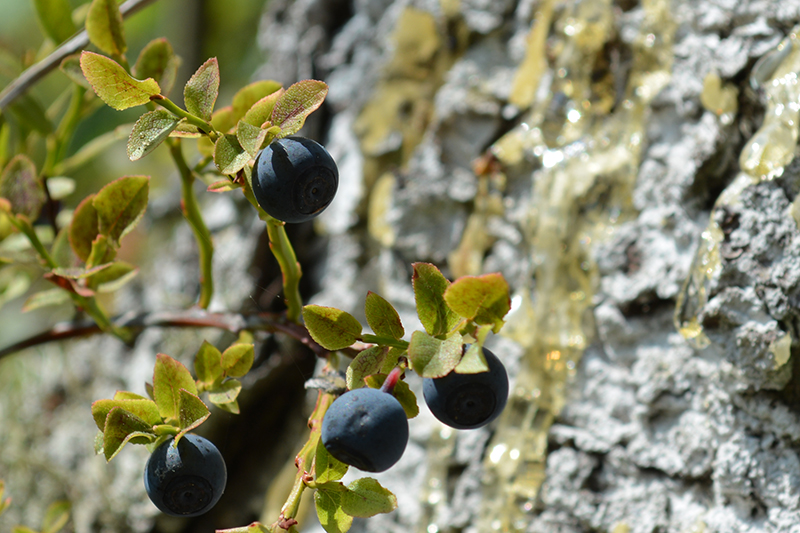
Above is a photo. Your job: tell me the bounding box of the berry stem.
[168,138,215,309]
[151,95,218,140]
[274,390,335,529]
[241,175,304,324]
[380,366,404,394]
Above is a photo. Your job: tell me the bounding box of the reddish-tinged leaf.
[184,58,220,121]
[80,51,160,111]
[68,194,98,262]
[133,38,180,96]
[0,155,45,220]
[60,54,91,88]
[92,175,149,247]
[43,272,95,297]
[86,260,138,292]
[153,353,198,421]
[207,179,240,193]
[207,379,241,407]
[86,0,126,56]
[302,305,362,351]
[270,80,328,137]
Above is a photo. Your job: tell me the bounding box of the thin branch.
[0,309,328,361]
[0,0,160,111]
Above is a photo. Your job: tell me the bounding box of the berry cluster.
[321,347,509,472]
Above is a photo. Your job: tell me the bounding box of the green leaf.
[315,439,348,483]
[184,57,220,122]
[85,0,126,57]
[211,106,237,133]
[408,330,463,378]
[243,90,283,127]
[231,80,283,123]
[22,288,71,312]
[194,340,223,387]
[33,0,77,44]
[207,379,241,407]
[454,343,490,374]
[85,260,137,292]
[8,93,53,134]
[80,51,160,111]
[314,483,353,533]
[133,38,180,96]
[153,353,198,421]
[175,388,210,441]
[91,397,161,430]
[341,477,397,518]
[68,194,98,261]
[0,155,45,220]
[364,374,418,418]
[221,343,255,377]
[270,80,328,137]
[102,407,156,461]
[60,54,91,88]
[364,291,404,339]
[214,134,251,175]
[12,527,37,533]
[41,500,70,533]
[345,346,388,390]
[237,120,269,158]
[412,262,461,336]
[302,305,362,351]
[92,175,149,248]
[444,273,511,333]
[128,110,181,161]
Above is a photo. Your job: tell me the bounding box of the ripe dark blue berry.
[144,434,227,517]
[423,347,509,430]
[251,136,339,223]
[321,387,409,472]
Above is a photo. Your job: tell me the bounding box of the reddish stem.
[380,367,404,394]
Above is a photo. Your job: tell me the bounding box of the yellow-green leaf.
[127,110,181,160]
[133,38,180,96]
[408,330,463,378]
[0,155,45,220]
[302,305,362,351]
[412,262,460,336]
[443,272,511,333]
[86,0,126,57]
[214,134,251,175]
[153,353,197,421]
[80,51,160,111]
[92,175,149,247]
[364,291,404,339]
[341,477,397,518]
[231,80,283,123]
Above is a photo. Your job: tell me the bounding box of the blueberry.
[251,136,339,223]
[321,387,409,472]
[423,346,509,430]
[144,434,227,517]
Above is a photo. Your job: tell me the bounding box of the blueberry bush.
[0,1,511,532]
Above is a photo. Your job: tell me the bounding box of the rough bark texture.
[3,1,800,533]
